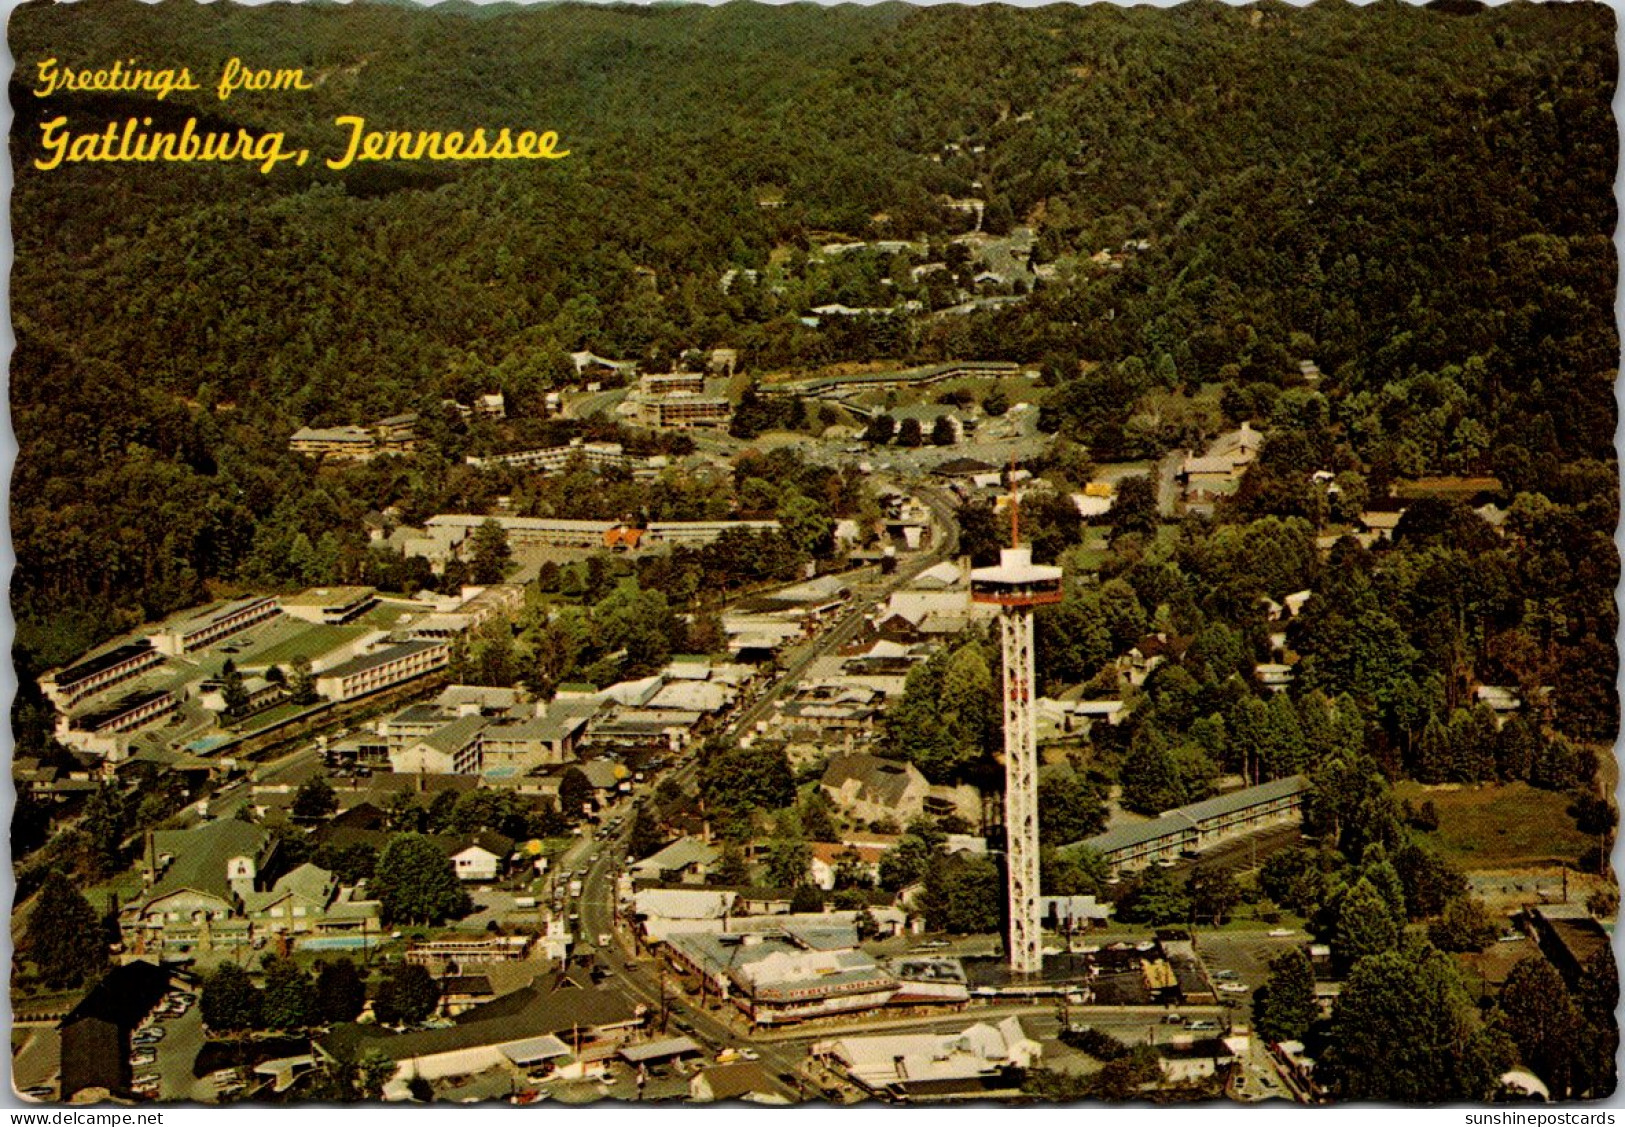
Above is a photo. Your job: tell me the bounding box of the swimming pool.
[296,935,383,951]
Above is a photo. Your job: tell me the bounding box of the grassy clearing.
[1394,780,1590,870]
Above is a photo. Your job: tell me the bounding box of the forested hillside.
[8,0,1616,681]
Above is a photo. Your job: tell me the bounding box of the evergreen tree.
[1334,877,1400,967]
[25,871,107,988]
[1254,947,1317,1045]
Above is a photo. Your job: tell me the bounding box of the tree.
[713,842,750,886]
[863,413,896,445]
[1112,474,1158,537]
[982,388,1010,417]
[1322,942,1506,1101]
[1334,878,1401,967]
[289,654,318,706]
[292,777,338,822]
[78,785,128,880]
[1115,867,1192,925]
[220,660,251,717]
[558,767,593,821]
[260,956,317,1031]
[469,518,512,585]
[799,792,838,842]
[1428,896,1499,952]
[897,417,924,447]
[373,963,440,1027]
[790,885,823,913]
[1187,866,1241,925]
[627,806,665,861]
[1498,956,1581,1098]
[920,853,1002,934]
[371,834,471,925]
[1119,730,1186,815]
[764,836,812,888]
[356,1048,398,1101]
[25,871,107,987]
[930,415,957,446]
[315,958,367,1025]
[201,962,263,1034]
[878,834,935,892]
[1254,947,1317,1045]
[1037,772,1107,846]
[697,741,794,815]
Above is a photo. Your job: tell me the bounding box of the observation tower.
[969,493,1063,976]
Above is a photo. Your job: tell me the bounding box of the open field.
[1394,780,1590,870]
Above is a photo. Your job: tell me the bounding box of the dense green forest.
[8,0,1616,687]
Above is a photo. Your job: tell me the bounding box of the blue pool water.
[296,935,383,951]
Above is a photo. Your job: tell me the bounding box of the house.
[150,596,281,656]
[629,837,719,884]
[449,832,515,882]
[239,863,342,932]
[1357,509,1406,543]
[808,841,888,891]
[436,976,497,1016]
[821,753,931,825]
[123,819,276,951]
[41,640,165,711]
[60,961,178,1100]
[1255,663,1295,692]
[690,1061,794,1104]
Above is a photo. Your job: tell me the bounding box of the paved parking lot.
[1196,928,1306,993]
[153,998,209,1101]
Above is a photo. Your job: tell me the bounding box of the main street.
[564,477,965,1099]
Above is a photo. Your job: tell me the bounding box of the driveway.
[154,1001,209,1101]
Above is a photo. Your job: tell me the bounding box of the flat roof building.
[315,641,450,702]
[151,596,281,656]
[42,640,164,711]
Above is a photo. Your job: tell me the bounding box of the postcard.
[6,0,1619,1109]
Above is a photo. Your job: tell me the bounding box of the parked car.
[1218,983,1249,994]
[131,1050,158,1068]
[1212,969,1240,981]
[1188,1020,1220,1032]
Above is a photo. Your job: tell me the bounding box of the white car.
[1267,928,1296,938]
[1219,982,1250,994]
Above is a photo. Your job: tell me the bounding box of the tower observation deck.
[970,544,1062,976]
